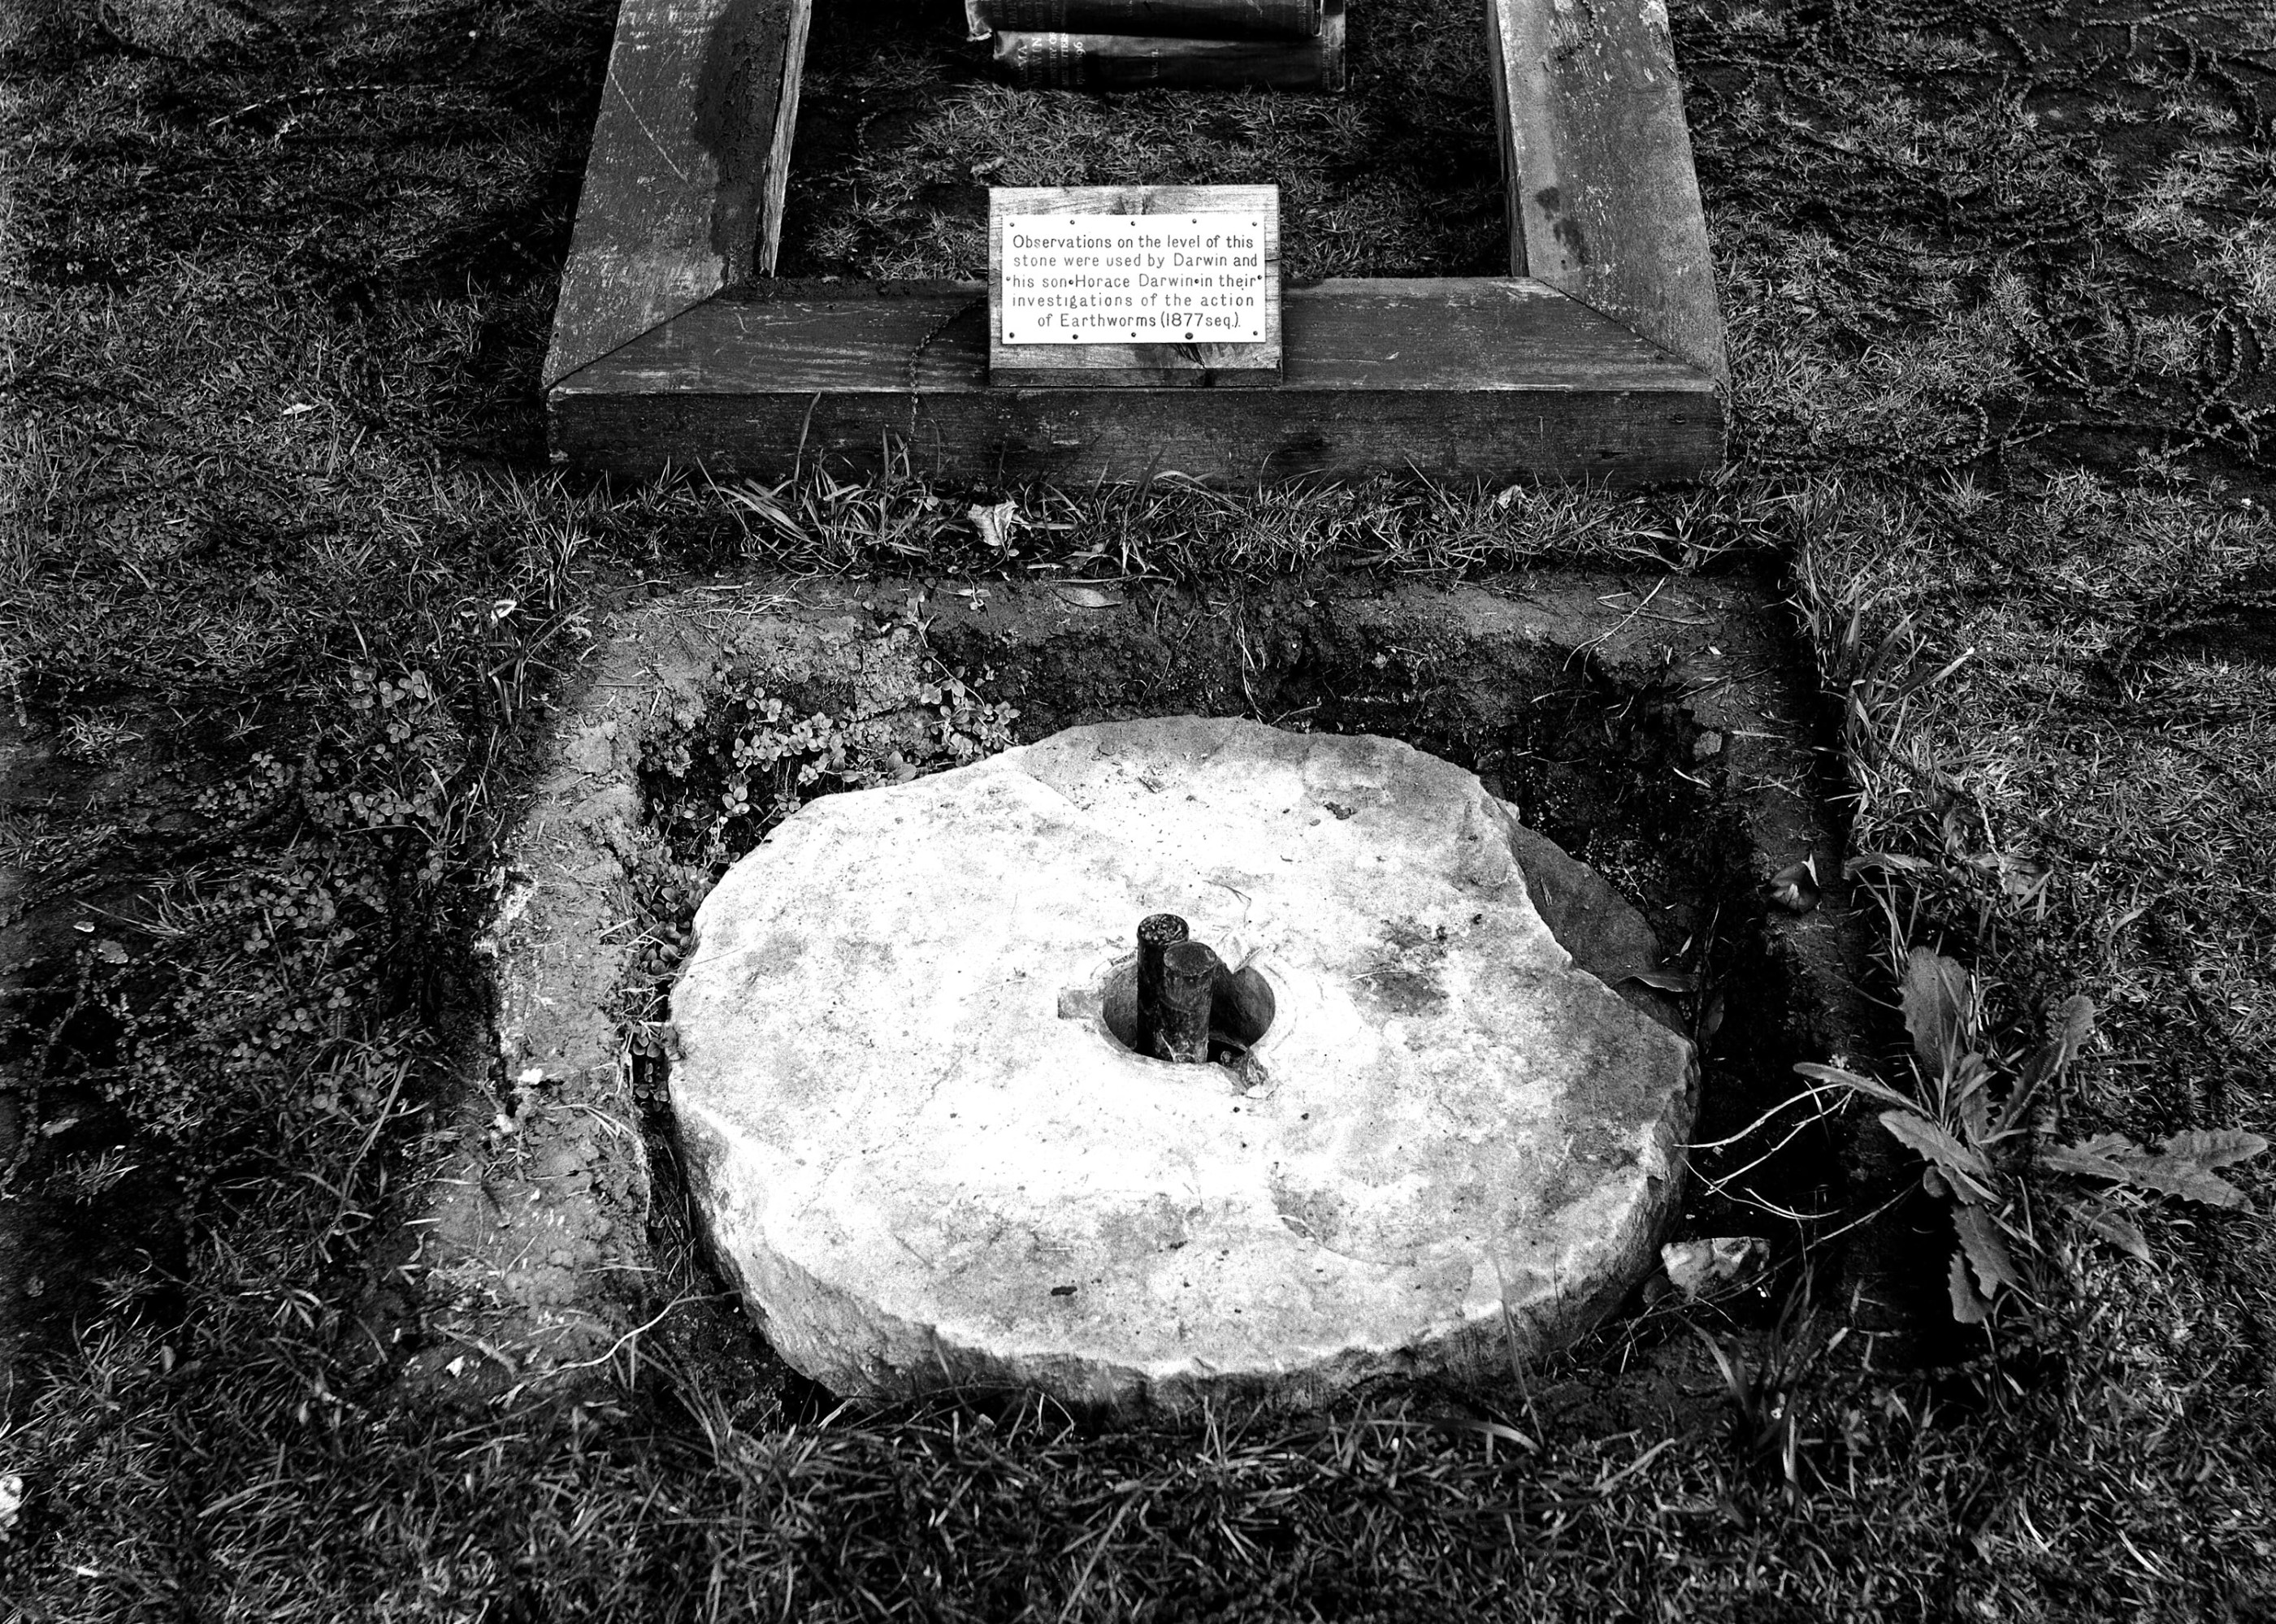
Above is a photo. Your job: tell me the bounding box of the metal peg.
[1149,940,1225,1063]
[1134,912,1189,1059]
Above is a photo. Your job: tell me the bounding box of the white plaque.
[998,212,1270,346]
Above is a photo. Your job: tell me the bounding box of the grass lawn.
[2,0,2273,1617]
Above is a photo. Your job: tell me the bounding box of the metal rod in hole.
[1151,940,1224,1063]
[1134,912,1188,1059]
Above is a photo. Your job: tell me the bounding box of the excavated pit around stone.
[446,570,1877,1414]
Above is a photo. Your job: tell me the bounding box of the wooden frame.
[545,0,1725,487]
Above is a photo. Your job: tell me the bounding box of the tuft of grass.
[1694,1267,1832,1506]
[711,461,1785,581]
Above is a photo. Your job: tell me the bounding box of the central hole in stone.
[1109,912,1276,1066]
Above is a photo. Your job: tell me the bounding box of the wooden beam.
[549,279,1723,486]
[1485,0,1726,385]
[543,0,810,390]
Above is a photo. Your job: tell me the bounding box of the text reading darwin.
[999,213,1268,345]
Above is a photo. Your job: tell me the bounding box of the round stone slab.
[670,717,1695,1413]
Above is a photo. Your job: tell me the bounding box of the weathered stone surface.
[670,717,1696,1412]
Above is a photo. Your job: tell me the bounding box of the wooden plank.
[964,0,1324,41]
[543,0,811,390]
[989,0,1345,89]
[1485,0,1726,384]
[988,186,1281,388]
[549,279,1723,485]
[588,279,1700,392]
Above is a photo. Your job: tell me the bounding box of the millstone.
[670,717,1695,1413]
